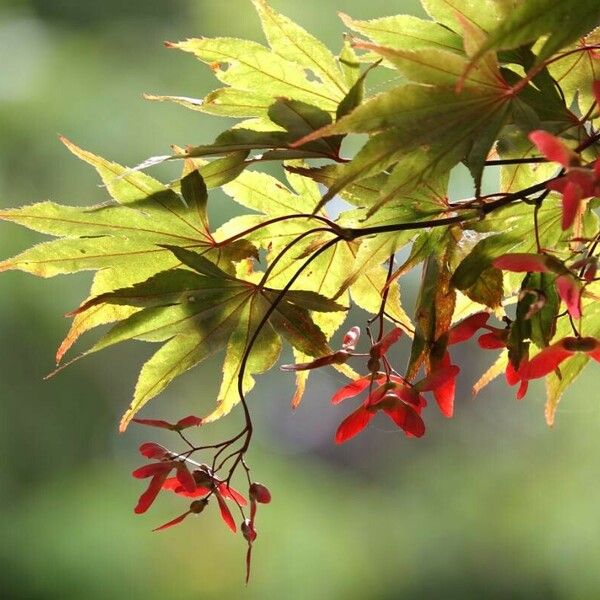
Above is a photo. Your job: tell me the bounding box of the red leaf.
[555,274,582,319]
[162,476,181,491]
[134,415,202,430]
[561,180,582,230]
[245,545,254,585]
[331,374,380,404]
[175,463,197,493]
[139,442,171,460]
[505,361,520,386]
[132,418,174,430]
[132,462,173,479]
[415,365,460,392]
[175,415,203,429]
[528,130,577,168]
[153,510,191,532]
[547,177,568,194]
[365,383,391,407]
[493,253,550,273]
[520,342,574,380]
[162,477,211,497]
[448,312,490,345]
[219,484,248,506]
[391,384,426,411]
[516,380,529,400]
[431,353,456,418]
[477,331,507,349]
[383,403,425,438]
[242,518,257,543]
[281,352,347,372]
[134,471,169,514]
[215,492,237,533]
[371,328,403,357]
[334,406,373,444]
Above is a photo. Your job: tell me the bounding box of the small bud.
[342,326,360,351]
[367,356,380,373]
[193,469,214,487]
[190,498,209,514]
[249,482,271,504]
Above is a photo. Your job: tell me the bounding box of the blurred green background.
[1,1,600,598]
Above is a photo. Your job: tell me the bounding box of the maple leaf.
[65,247,345,430]
[465,0,600,69]
[547,29,600,116]
[339,12,463,58]
[421,0,506,33]
[293,34,514,208]
[215,164,413,405]
[0,140,256,362]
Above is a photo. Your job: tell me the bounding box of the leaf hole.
[304,68,322,84]
[210,62,230,73]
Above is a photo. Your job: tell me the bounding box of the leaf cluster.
[3,0,600,431]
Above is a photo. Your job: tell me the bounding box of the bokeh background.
[1,1,600,598]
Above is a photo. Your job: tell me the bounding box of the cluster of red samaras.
[283,325,465,444]
[283,309,600,442]
[131,418,270,543]
[442,311,599,400]
[528,81,600,231]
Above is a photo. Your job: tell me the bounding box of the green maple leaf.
[452,196,599,301]
[295,31,514,208]
[421,0,506,32]
[65,247,344,430]
[451,198,564,294]
[157,0,348,122]
[340,12,463,58]
[142,2,383,170]
[547,28,600,116]
[543,299,600,426]
[215,164,413,403]
[335,173,451,291]
[0,139,255,361]
[467,0,600,67]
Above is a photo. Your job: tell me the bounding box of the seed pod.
[249,482,271,504]
[190,498,209,514]
[342,326,360,351]
[241,518,257,543]
[193,469,214,487]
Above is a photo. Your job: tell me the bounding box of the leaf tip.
[119,414,131,433]
[338,12,352,25]
[58,135,75,150]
